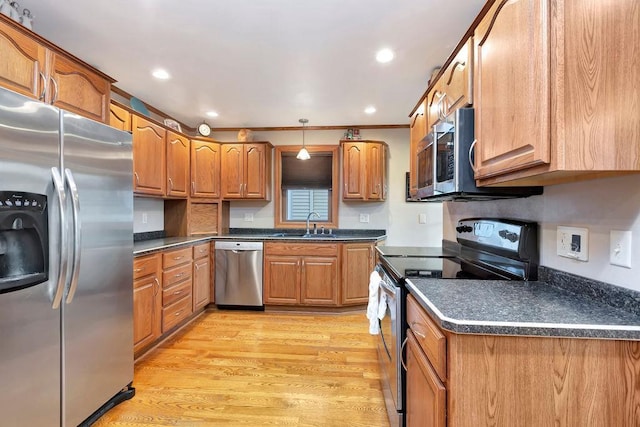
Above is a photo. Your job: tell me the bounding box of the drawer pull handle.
[173,256,184,260]
[174,290,182,295]
[175,272,185,278]
[134,267,143,273]
[175,310,182,316]
[410,322,427,339]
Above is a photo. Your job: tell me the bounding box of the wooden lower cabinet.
[133,254,162,354]
[263,242,339,307]
[405,294,640,426]
[161,247,193,333]
[192,243,211,311]
[341,242,374,305]
[406,331,446,427]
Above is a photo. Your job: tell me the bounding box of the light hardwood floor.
[95,310,390,426]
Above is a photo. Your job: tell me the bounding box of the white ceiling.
[31,0,485,128]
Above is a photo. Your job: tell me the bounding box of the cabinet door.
[192,257,210,311]
[341,243,373,305]
[263,256,299,305]
[301,257,338,306]
[441,38,473,113]
[166,131,189,198]
[191,140,220,198]
[244,143,269,199]
[427,81,445,128]
[220,144,244,199]
[342,142,366,200]
[406,331,446,427]
[49,52,110,124]
[109,103,131,131]
[409,100,427,198]
[474,0,550,180]
[0,20,46,99]
[132,115,166,196]
[133,275,161,354]
[367,143,386,200]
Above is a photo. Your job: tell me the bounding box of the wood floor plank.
[95,310,390,427]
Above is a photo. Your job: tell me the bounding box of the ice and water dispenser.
[0,191,48,293]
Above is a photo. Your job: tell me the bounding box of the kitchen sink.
[269,232,338,238]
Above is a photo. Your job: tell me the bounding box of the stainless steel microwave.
[417,108,542,201]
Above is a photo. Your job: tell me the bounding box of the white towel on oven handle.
[366,270,384,335]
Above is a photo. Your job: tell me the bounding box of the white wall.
[443,174,640,291]
[133,197,164,233]
[210,128,443,247]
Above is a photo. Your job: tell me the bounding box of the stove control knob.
[499,229,519,242]
[456,225,473,233]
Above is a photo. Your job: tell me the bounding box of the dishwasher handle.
[215,241,264,251]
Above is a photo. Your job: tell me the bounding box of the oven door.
[377,271,404,422]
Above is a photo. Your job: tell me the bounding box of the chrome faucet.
[306,212,320,235]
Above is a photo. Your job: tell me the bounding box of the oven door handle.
[400,336,409,372]
[379,279,397,296]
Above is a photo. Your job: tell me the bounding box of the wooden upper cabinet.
[0,19,46,99]
[409,99,427,199]
[220,142,272,200]
[473,0,551,181]
[441,37,473,114]
[191,139,220,198]
[342,142,366,200]
[109,103,131,131]
[342,140,388,201]
[166,131,189,198]
[48,52,110,123]
[220,144,244,198]
[0,17,112,124]
[367,142,387,200]
[132,115,166,196]
[427,80,445,128]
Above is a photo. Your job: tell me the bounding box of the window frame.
[274,145,340,230]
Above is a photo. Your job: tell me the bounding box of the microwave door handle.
[64,168,82,304]
[468,139,478,174]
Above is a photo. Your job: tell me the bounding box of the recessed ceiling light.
[376,48,394,63]
[206,111,219,118]
[365,106,377,114]
[152,68,170,80]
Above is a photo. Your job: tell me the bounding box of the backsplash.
[444,174,640,292]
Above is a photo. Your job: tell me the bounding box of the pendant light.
[296,118,310,160]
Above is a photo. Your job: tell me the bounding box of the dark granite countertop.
[134,229,386,256]
[406,277,640,340]
[376,245,454,258]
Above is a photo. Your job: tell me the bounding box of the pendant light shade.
[296,118,310,160]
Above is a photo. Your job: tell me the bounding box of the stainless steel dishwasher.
[215,241,264,308]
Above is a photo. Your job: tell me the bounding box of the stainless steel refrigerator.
[0,86,134,426]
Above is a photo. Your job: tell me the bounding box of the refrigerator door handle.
[51,167,68,309]
[64,168,82,304]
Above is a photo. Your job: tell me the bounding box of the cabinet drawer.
[162,263,193,288]
[133,254,160,280]
[161,294,192,333]
[407,294,447,381]
[193,242,210,259]
[163,247,193,269]
[265,242,339,257]
[162,280,192,307]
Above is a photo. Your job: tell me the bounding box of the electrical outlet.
[359,213,370,223]
[244,213,254,222]
[556,226,589,261]
[418,213,427,224]
[142,213,148,224]
[610,230,632,268]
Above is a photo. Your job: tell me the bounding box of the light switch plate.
[359,213,370,223]
[610,230,632,268]
[244,213,254,222]
[557,226,589,261]
[418,213,427,224]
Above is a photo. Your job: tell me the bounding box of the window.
[274,145,339,229]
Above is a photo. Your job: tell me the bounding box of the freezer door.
[60,112,134,427]
[0,88,63,425]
